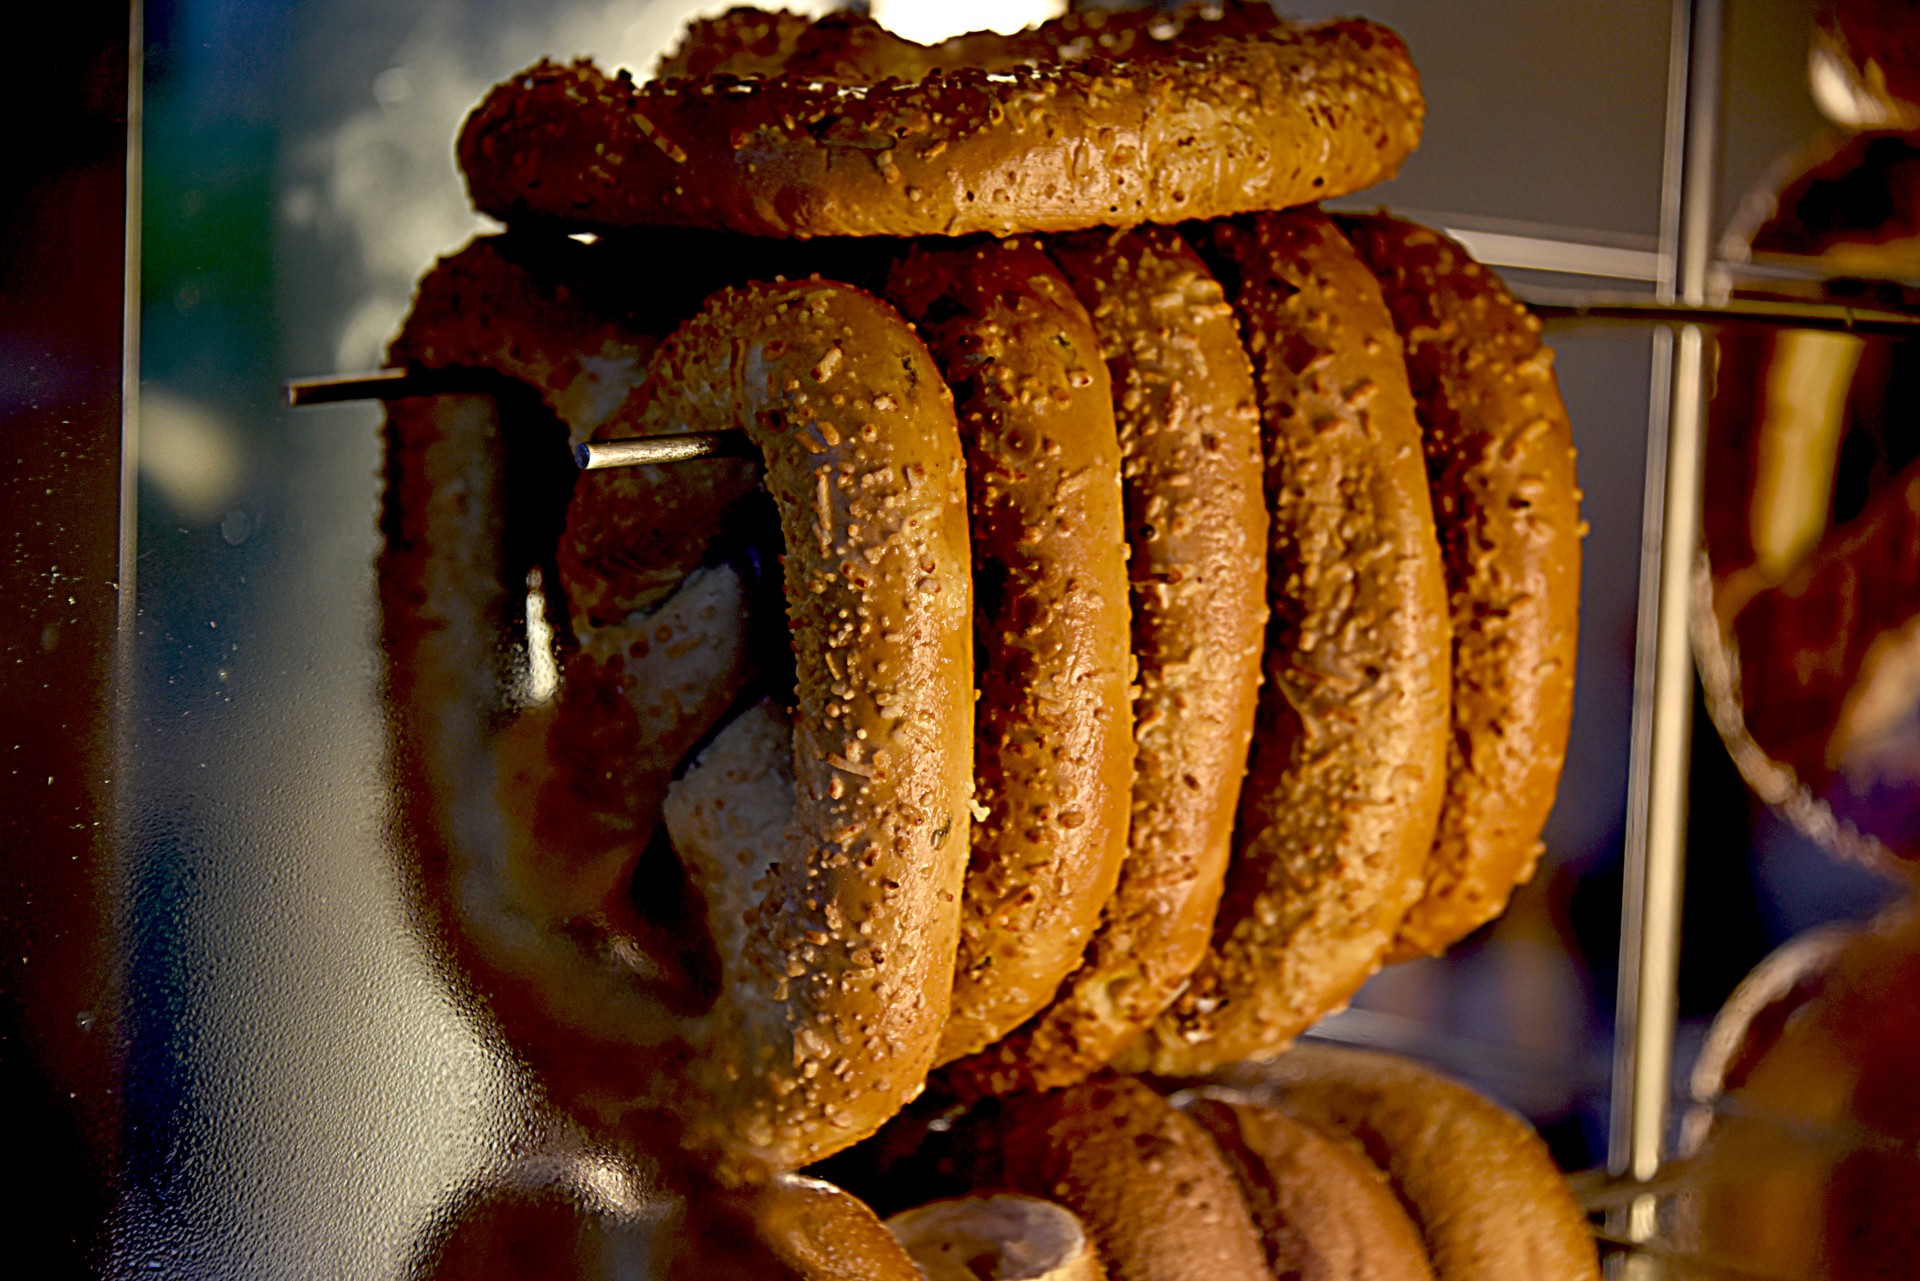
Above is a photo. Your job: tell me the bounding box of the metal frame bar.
[1609,0,1721,1210]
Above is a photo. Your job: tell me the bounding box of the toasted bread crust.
[457,4,1423,239]
[885,240,1135,1065]
[1338,214,1583,958]
[1239,1045,1600,1281]
[1185,1096,1435,1281]
[943,1078,1274,1281]
[942,227,1267,1094]
[1123,211,1450,1075]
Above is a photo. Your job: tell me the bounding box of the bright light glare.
[524,567,561,705]
[139,388,244,523]
[872,0,1064,44]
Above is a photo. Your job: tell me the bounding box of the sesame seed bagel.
[1182,1095,1435,1281]
[1220,1044,1599,1281]
[382,264,976,1173]
[1121,210,1451,1076]
[883,238,1136,1066]
[942,226,1268,1097]
[456,2,1424,239]
[928,1077,1275,1281]
[1338,214,1584,959]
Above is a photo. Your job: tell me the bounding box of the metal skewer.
[1524,291,1920,337]
[284,370,748,468]
[574,431,748,470]
[284,289,1918,471]
[285,367,460,406]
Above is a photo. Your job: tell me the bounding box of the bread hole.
[706,489,796,711]
[625,823,725,1017]
[488,373,583,704]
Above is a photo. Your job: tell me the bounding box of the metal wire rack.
[1522,2,1911,1275]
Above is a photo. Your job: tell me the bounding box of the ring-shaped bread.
[885,1194,1106,1281]
[416,1158,928,1280]
[1182,1095,1436,1281]
[1120,210,1451,1076]
[942,226,1268,1096]
[1216,1044,1600,1281]
[457,1,1425,239]
[928,1077,1275,1281]
[383,261,977,1174]
[1338,213,1584,959]
[882,238,1136,1065]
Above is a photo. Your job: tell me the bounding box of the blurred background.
[3,0,1912,1274]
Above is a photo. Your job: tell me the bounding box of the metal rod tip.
[578,431,745,471]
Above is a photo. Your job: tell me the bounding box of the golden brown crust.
[942,227,1267,1095]
[383,274,976,1172]
[943,1078,1274,1281]
[1184,1096,1435,1281]
[391,236,662,431]
[659,1174,929,1281]
[1337,214,1583,959]
[418,1154,939,1280]
[883,239,1135,1065]
[391,234,773,629]
[1122,210,1450,1075]
[457,5,1424,239]
[1231,1044,1599,1281]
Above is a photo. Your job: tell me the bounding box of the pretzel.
[882,238,1135,1065]
[943,227,1268,1096]
[1338,214,1584,958]
[456,2,1425,239]
[1122,210,1451,1076]
[382,261,977,1173]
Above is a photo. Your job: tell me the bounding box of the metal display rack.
[1523,2,1909,1274]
